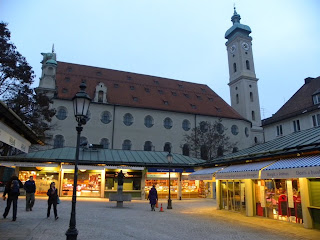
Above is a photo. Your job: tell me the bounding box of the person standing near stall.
[24,176,36,211]
[2,175,23,221]
[47,182,59,220]
[148,185,158,211]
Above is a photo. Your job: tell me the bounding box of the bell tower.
[225,8,263,144]
[35,46,57,99]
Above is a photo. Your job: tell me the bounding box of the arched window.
[254,137,258,144]
[122,140,132,150]
[217,146,224,157]
[98,90,104,103]
[233,63,237,73]
[246,60,250,70]
[80,137,88,147]
[252,111,255,121]
[232,147,238,153]
[182,144,190,156]
[250,92,253,102]
[100,138,109,149]
[144,141,153,151]
[164,142,172,152]
[200,145,208,160]
[236,94,239,104]
[53,135,64,148]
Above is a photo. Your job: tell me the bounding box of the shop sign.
[106,166,144,170]
[185,169,195,172]
[147,168,183,173]
[62,165,105,170]
[146,172,178,179]
[188,174,213,180]
[261,166,320,179]
[216,171,259,180]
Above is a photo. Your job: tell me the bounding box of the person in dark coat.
[148,185,158,211]
[2,175,23,221]
[24,176,36,211]
[47,182,59,220]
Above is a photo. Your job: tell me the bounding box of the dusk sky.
[1,0,319,119]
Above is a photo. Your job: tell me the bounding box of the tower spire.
[52,44,55,53]
[231,6,241,24]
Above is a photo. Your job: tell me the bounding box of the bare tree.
[181,120,237,161]
[0,22,55,141]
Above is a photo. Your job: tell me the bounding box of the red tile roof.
[262,76,320,125]
[56,61,245,120]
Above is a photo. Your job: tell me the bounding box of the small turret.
[35,47,57,98]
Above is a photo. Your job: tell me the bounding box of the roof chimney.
[305,77,314,84]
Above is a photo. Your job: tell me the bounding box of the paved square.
[0,197,319,240]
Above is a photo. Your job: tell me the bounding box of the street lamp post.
[167,151,173,209]
[66,82,91,240]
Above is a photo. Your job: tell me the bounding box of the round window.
[144,115,154,128]
[200,121,208,133]
[123,113,133,126]
[231,125,239,135]
[101,111,112,124]
[182,119,190,131]
[216,123,224,134]
[245,127,249,137]
[164,117,173,129]
[56,107,67,120]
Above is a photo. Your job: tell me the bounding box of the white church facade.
[35,8,263,159]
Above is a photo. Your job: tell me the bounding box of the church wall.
[46,99,252,155]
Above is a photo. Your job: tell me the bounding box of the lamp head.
[73,82,91,124]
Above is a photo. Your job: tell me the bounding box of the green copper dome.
[46,59,57,66]
[225,8,251,39]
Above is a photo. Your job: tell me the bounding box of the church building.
[35,8,263,158]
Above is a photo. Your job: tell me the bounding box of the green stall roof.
[2,147,205,167]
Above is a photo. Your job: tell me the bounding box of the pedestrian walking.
[47,182,59,220]
[24,176,36,211]
[2,175,23,221]
[147,185,158,211]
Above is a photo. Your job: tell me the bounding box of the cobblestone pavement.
[0,197,319,240]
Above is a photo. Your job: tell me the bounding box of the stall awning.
[215,160,275,180]
[0,122,31,153]
[61,165,145,171]
[0,161,59,168]
[189,167,223,180]
[261,156,320,179]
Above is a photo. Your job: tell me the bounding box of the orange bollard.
[159,203,164,212]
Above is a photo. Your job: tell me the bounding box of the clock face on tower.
[241,42,250,51]
[229,45,236,54]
